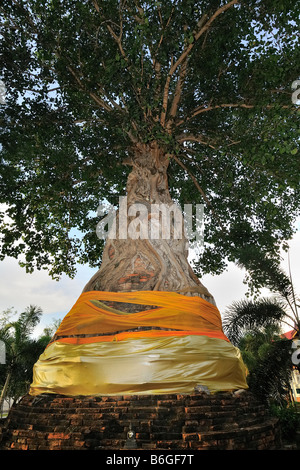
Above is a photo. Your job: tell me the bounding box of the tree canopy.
[0,0,299,289]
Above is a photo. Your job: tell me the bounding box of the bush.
[270,403,300,440]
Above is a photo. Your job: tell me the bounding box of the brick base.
[0,391,281,450]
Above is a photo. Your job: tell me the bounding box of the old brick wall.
[0,391,281,450]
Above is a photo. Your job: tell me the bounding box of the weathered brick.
[48,439,63,449]
[182,433,199,442]
[0,391,282,451]
[48,432,71,440]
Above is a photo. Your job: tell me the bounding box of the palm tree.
[0,305,43,413]
[222,269,299,405]
[222,251,300,406]
[238,323,283,373]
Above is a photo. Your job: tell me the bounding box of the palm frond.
[17,305,43,341]
[223,297,286,346]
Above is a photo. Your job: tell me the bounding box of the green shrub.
[270,403,300,440]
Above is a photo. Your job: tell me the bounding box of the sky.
[0,218,299,338]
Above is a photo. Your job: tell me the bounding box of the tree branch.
[92,0,148,130]
[147,6,175,118]
[67,65,113,112]
[176,133,216,149]
[160,0,238,129]
[106,22,129,66]
[182,102,253,125]
[176,102,292,126]
[93,0,130,67]
[166,57,188,131]
[160,55,174,127]
[170,153,226,233]
[151,5,175,74]
[168,1,238,78]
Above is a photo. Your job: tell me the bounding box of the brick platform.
[0,391,281,450]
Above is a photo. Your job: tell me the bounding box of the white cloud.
[201,227,300,332]
[0,257,94,335]
[201,263,248,314]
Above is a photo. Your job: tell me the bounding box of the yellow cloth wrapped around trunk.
[29,291,248,396]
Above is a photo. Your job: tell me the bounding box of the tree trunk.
[83,141,215,309]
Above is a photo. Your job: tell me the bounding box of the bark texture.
[83,142,215,309]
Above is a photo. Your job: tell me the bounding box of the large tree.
[0,0,299,300]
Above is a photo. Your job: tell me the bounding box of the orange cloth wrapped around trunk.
[29,291,248,396]
[52,290,229,344]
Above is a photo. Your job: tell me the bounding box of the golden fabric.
[29,291,248,396]
[30,335,248,396]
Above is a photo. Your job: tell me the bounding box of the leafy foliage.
[223,298,297,404]
[223,266,299,405]
[270,402,300,440]
[246,337,295,405]
[0,306,48,406]
[0,1,299,284]
[223,297,287,346]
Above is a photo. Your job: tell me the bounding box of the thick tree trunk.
[83,141,215,308]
